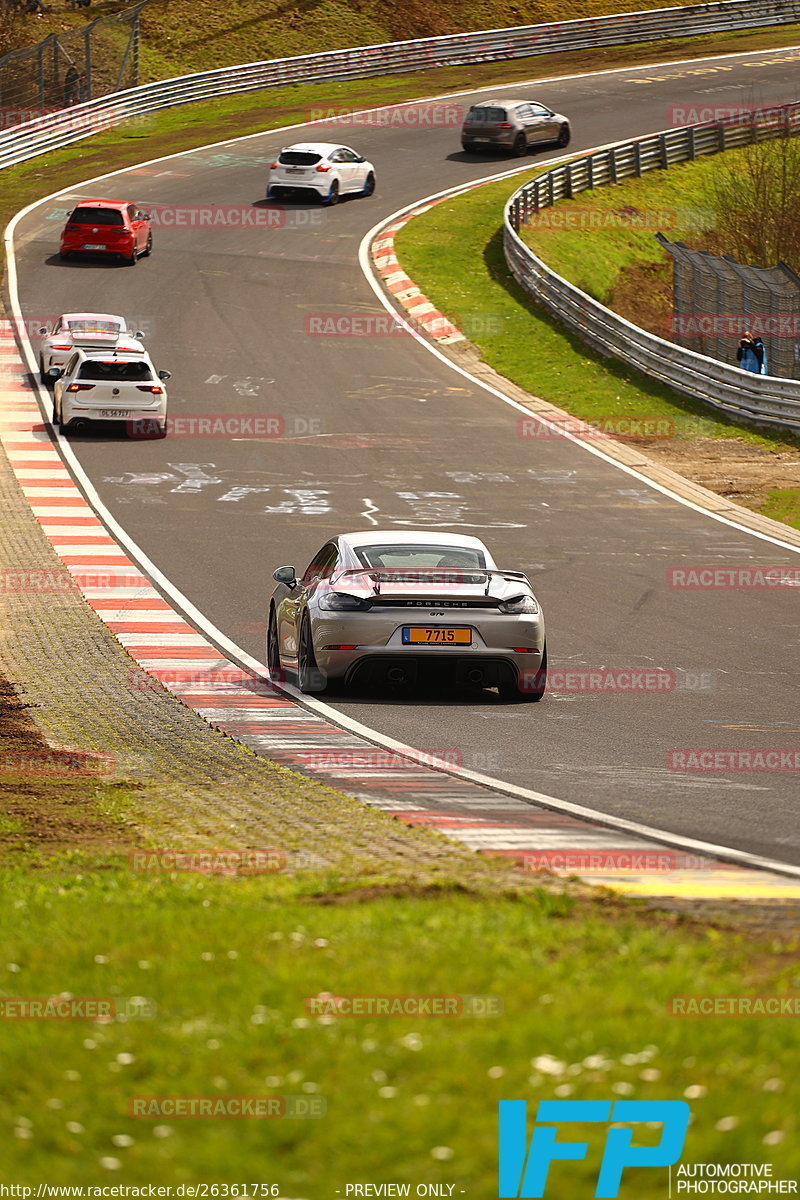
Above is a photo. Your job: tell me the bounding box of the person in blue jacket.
[737,331,767,374]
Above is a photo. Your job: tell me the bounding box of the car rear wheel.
[142,232,153,257]
[125,247,138,266]
[556,124,571,147]
[39,356,48,384]
[54,397,67,434]
[512,132,527,157]
[323,180,340,206]
[499,645,547,702]
[297,615,327,693]
[361,171,375,197]
[267,607,283,684]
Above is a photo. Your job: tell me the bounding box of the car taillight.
[270,161,278,168]
[136,385,163,394]
[64,224,80,231]
[315,163,332,172]
[50,343,72,350]
[66,383,95,392]
[497,122,512,129]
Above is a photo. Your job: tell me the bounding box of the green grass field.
[1,851,798,1186]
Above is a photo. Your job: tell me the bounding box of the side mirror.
[39,326,48,336]
[134,330,146,339]
[158,369,171,381]
[48,366,63,379]
[273,565,297,588]
[355,155,366,162]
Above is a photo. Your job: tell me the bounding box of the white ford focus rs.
[267,531,546,700]
[266,143,376,205]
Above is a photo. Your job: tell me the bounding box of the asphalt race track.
[11,45,800,865]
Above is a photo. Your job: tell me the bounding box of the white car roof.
[281,142,353,155]
[341,531,490,551]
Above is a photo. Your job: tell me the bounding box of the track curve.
[10,45,800,864]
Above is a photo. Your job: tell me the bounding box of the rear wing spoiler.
[336,567,530,596]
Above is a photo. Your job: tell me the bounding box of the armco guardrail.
[2,0,800,172]
[504,106,800,432]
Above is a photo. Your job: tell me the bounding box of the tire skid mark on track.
[1,328,799,900]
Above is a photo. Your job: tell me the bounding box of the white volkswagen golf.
[49,348,170,436]
[267,142,376,205]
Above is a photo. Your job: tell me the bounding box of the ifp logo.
[499,1099,690,1198]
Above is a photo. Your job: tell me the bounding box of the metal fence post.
[84,26,92,100]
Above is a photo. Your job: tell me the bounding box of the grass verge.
[1,849,798,1185]
[394,169,800,526]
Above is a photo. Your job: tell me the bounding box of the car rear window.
[78,360,153,381]
[355,545,487,569]
[278,150,322,165]
[68,320,123,338]
[69,207,125,226]
[466,107,506,123]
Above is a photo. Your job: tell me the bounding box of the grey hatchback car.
[461,99,570,155]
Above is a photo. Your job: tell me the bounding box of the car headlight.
[498,594,539,615]
[318,592,373,612]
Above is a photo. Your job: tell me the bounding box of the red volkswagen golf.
[59,199,152,265]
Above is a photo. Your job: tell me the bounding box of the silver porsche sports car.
[267,531,546,700]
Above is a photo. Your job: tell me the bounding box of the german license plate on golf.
[83,243,106,250]
[402,627,471,645]
[100,409,129,418]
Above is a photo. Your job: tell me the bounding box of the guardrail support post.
[610,145,618,183]
[565,162,573,198]
[634,141,642,176]
[688,127,696,160]
[586,156,594,190]
[659,132,668,168]
[717,123,726,152]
